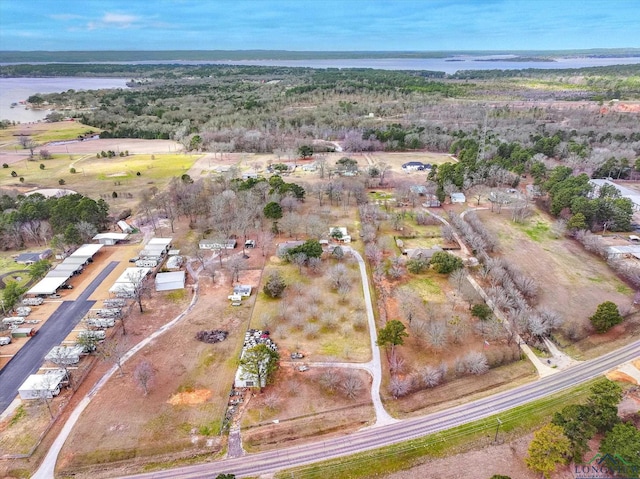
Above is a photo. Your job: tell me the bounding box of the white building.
[93,233,129,245]
[329,227,351,243]
[199,239,237,250]
[18,369,68,400]
[590,179,640,211]
[451,192,466,203]
[155,271,186,292]
[117,220,133,233]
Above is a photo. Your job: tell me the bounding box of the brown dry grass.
[241,367,374,452]
[477,207,639,357]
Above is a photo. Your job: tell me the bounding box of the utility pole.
[494,417,502,443]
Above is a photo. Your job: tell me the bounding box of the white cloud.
[102,12,139,26]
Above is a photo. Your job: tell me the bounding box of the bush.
[70,167,76,174]
[263,270,286,298]
[589,301,623,333]
[2,163,8,168]
[407,258,429,274]
[10,170,17,177]
[430,251,463,274]
[39,163,45,170]
[58,178,65,185]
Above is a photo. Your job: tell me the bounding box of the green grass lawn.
[0,121,101,145]
[0,153,200,206]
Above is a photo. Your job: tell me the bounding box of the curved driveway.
[120,338,640,479]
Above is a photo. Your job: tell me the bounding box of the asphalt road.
[120,338,640,479]
[0,261,118,413]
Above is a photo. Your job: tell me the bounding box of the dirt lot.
[477,207,639,357]
[241,367,374,452]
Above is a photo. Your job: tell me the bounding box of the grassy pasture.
[0,121,101,146]
[0,153,200,209]
[477,208,636,356]
[251,257,371,362]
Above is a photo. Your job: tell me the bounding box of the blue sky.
[0,0,638,51]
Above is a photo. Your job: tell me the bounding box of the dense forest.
[4,64,638,162]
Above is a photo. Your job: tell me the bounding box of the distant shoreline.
[1,48,639,63]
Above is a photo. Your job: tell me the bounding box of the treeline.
[0,191,109,250]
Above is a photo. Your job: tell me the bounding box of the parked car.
[290,352,304,359]
[297,365,309,372]
[61,284,73,290]
[0,336,11,346]
[129,257,139,263]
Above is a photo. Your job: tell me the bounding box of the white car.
[0,336,11,346]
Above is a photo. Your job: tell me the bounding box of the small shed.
[166,256,183,269]
[12,327,36,338]
[155,271,185,292]
[451,192,466,204]
[117,220,133,233]
[233,285,252,297]
[18,369,67,400]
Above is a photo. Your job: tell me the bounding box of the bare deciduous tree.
[388,376,411,398]
[98,338,128,376]
[340,372,363,400]
[319,369,341,392]
[133,360,155,396]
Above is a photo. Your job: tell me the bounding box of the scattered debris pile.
[196,329,229,344]
[243,329,277,352]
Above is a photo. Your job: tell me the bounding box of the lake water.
[0,77,129,123]
[196,56,640,73]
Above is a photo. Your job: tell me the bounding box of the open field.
[477,207,639,357]
[241,367,374,452]
[250,257,371,362]
[0,152,200,210]
[0,121,102,146]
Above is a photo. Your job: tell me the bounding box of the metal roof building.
[155,271,185,292]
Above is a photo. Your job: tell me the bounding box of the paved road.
[0,261,118,413]
[118,339,640,479]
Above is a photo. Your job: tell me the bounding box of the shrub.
[263,270,286,298]
[2,163,8,168]
[69,167,76,174]
[589,301,623,333]
[58,178,65,185]
[39,163,45,170]
[10,170,17,177]
[407,258,429,274]
[430,251,463,274]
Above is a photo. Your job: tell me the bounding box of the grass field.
[477,207,637,355]
[0,121,101,146]
[0,153,200,209]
